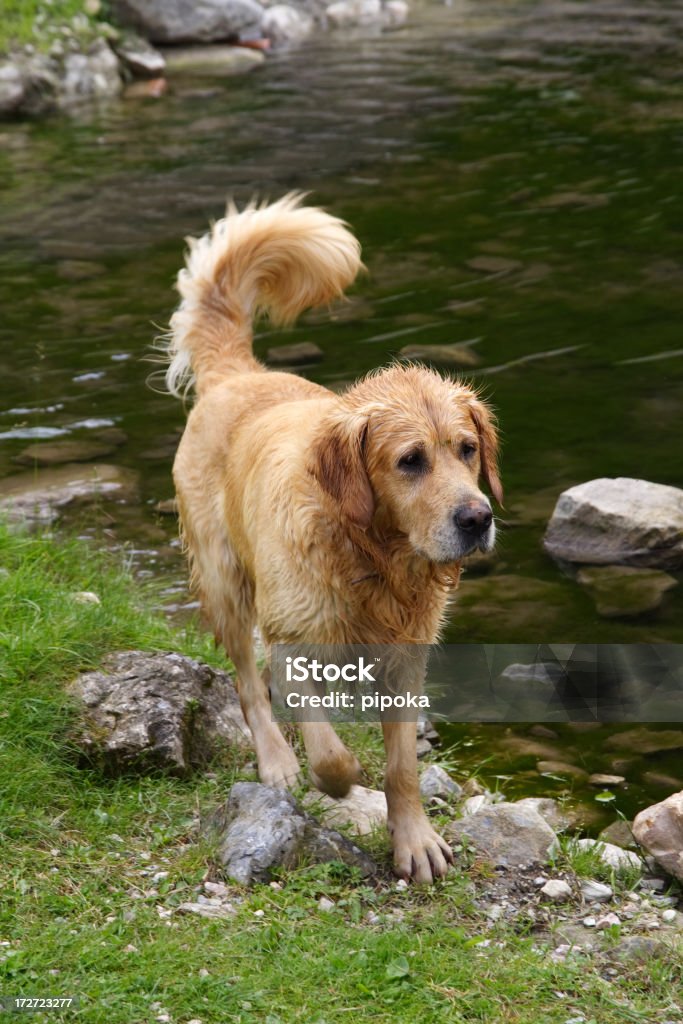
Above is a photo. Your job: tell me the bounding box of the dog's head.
[313,365,502,563]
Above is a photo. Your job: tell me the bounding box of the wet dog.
[164,195,502,882]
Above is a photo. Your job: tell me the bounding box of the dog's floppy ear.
[312,415,375,529]
[467,397,503,506]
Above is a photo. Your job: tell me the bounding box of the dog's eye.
[461,442,477,459]
[398,449,427,473]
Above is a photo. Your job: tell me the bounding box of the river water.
[1,0,682,826]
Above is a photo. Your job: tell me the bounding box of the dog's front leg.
[381,720,454,883]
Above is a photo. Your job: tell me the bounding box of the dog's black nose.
[454,501,493,536]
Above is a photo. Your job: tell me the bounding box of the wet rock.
[398,343,480,368]
[0,63,25,115]
[205,782,377,884]
[642,771,683,791]
[446,801,558,869]
[60,40,122,105]
[543,478,683,570]
[605,728,683,756]
[537,760,588,780]
[632,791,683,882]
[302,785,387,836]
[588,773,625,787]
[69,651,251,774]
[112,32,166,78]
[0,463,139,526]
[576,565,677,618]
[13,439,118,467]
[538,191,609,210]
[56,259,107,280]
[540,878,572,902]
[466,256,522,275]
[112,0,265,44]
[326,0,382,28]
[162,45,265,76]
[599,819,636,848]
[419,764,462,801]
[155,498,179,515]
[262,5,314,44]
[581,879,613,903]
[266,341,324,365]
[574,838,641,873]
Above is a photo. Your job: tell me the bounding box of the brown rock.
[632,791,683,882]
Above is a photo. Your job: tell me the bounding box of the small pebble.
[580,880,613,903]
[253,909,265,918]
[395,879,409,891]
[318,897,335,912]
[595,913,620,929]
[540,879,572,902]
[269,881,283,891]
[661,909,676,923]
[582,917,597,928]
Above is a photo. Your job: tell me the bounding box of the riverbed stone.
[605,728,683,756]
[419,764,462,801]
[262,5,314,44]
[0,63,26,115]
[544,478,683,570]
[206,782,377,884]
[60,40,122,104]
[0,463,139,525]
[112,32,166,78]
[162,45,265,76]
[13,439,118,467]
[69,651,251,774]
[632,791,683,882]
[266,341,324,365]
[576,565,677,618]
[446,801,558,869]
[112,0,265,43]
[325,0,382,28]
[574,838,641,873]
[398,343,480,368]
[302,784,387,835]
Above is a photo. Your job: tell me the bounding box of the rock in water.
[69,651,251,774]
[632,791,683,882]
[0,463,139,526]
[446,801,558,869]
[576,565,677,618]
[543,478,683,570]
[111,0,266,44]
[262,5,314,45]
[206,783,377,884]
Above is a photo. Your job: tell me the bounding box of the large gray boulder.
[69,651,251,774]
[633,791,683,882]
[446,801,558,869]
[544,478,683,570]
[111,0,266,43]
[206,782,377,884]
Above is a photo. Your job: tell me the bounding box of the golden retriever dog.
[164,195,502,883]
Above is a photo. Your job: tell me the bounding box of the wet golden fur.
[165,195,502,882]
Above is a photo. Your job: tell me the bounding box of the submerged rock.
[544,478,683,570]
[69,651,251,774]
[446,801,558,869]
[162,45,265,76]
[0,463,139,525]
[632,791,683,882]
[206,782,377,884]
[111,0,265,44]
[576,565,677,618]
[13,439,119,467]
[605,728,683,756]
[266,341,324,365]
[398,343,480,368]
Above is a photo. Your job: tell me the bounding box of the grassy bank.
[0,1,105,56]
[0,525,680,1023]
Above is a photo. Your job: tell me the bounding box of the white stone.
[575,838,641,873]
[326,0,382,28]
[540,879,572,902]
[580,879,613,903]
[262,5,314,44]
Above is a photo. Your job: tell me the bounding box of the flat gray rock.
[446,801,558,869]
[162,45,264,76]
[69,651,251,774]
[544,477,683,570]
[206,782,377,884]
[419,764,462,801]
[13,439,118,467]
[0,463,139,525]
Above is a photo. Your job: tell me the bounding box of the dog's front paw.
[390,815,454,884]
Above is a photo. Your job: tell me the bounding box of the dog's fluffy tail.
[165,193,362,398]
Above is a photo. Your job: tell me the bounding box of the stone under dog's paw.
[391,818,454,884]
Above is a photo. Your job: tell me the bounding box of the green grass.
[0,524,681,1023]
[0,1,105,56]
